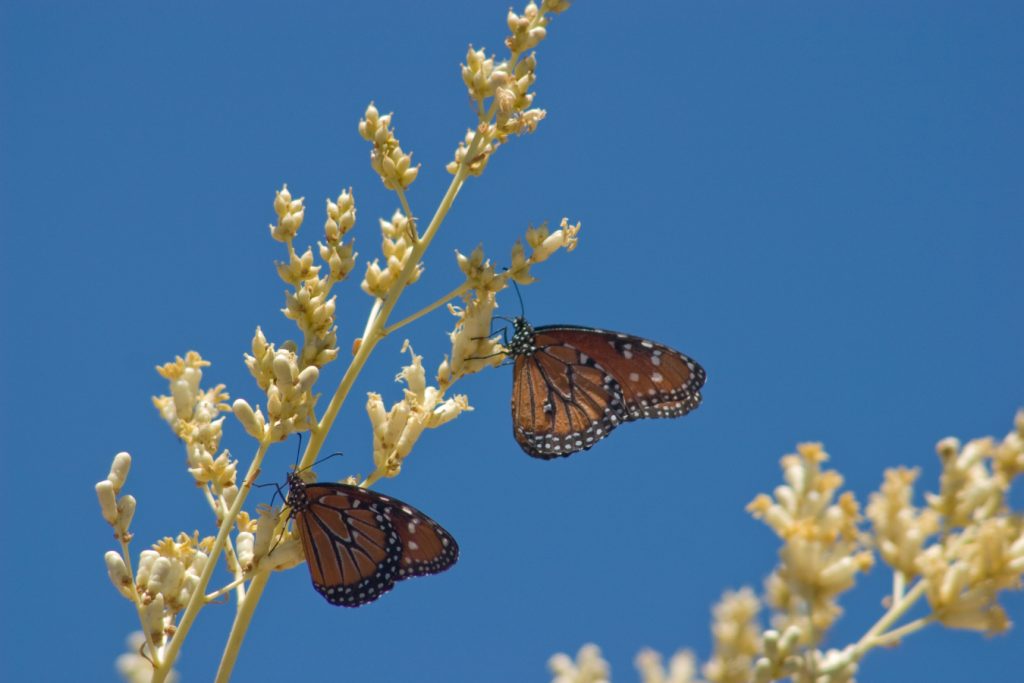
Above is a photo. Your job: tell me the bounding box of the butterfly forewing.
[545,327,705,420]
[512,341,627,458]
[286,474,459,607]
[509,321,705,459]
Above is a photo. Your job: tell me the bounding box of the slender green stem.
[150,440,270,683]
[214,570,270,683]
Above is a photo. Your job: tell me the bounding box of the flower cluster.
[359,104,419,191]
[362,208,423,299]
[450,0,571,176]
[152,352,236,493]
[98,3,577,680]
[438,218,581,387]
[549,644,611,683]
[366,342,472,480]
[554,411,1024,683]
[98,450,215,657]
[233,185,363,442]
[636,648,701,683]
[748,443,874,639]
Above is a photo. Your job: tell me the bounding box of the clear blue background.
[2,1,1022,681]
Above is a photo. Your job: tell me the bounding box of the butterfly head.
[506,317,537,357]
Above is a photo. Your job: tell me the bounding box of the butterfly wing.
[542,326,705,421]
[511,325,705,459]
[375,494,460,580]
[293,483,459,607]
[296,484,403,607]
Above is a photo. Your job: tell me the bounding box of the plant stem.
[818,578,930,676]
[382,281,472,336]
[214,570,270,683]
[210,121,494,683]
[150,440,270,683]
[297,128,488,474]
[871,616,933,648]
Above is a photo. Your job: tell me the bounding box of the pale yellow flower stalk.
[573,412,1024,683]
[100,4,577,681]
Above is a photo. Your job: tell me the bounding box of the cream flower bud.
[116,495,136,533]
[253,506,280,562]
[222,484,239,506]
[298,365,319,393]
[140,594,165,643]
[272,352,296,385]
[105,551,134,599]
[170,379,194,420]
[107,452,132,492]
[236,532,255,571]
[96,480,118,526]
[232,398,266,440]
[176,573,200,608]
[146,557,184,600]
[135,550,158,589]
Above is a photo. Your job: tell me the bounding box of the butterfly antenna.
[293,432,304,469]
[511,280,526,318]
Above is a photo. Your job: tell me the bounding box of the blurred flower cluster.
[550,411,1024,683]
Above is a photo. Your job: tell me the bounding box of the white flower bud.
[170,379,194,420]
[236,532,255,570]
[253,507,280,562]
[115,495,136,533]
[96,480,118,526]
[105,551,134,599]
[146,557,183,600]
[298,366,319,393]
[135,550,158,588]
[232,399,266,440]
[107,452,132,492]
[140,594,166,644]
[272,352,296,385]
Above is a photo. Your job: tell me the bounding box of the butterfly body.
[507,318,706,459]
[285,472,458,607]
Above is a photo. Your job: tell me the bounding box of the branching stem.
[150,440,270,683]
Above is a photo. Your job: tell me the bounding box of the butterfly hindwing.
[285,473,459,607]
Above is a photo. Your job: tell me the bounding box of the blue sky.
[2,1,1022,681]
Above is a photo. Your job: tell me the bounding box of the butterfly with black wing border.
[505,318,706,459]
[284,471,459,607]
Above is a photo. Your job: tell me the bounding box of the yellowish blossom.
[549,644,610,683]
